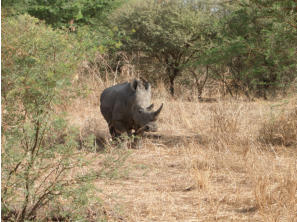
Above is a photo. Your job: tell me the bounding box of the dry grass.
[258,101,297,147]
[65,76,297,221]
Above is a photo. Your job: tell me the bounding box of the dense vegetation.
[3,0,296,99]
[2,0,297,221]
[112,0,297,98]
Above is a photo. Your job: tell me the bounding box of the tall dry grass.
[258,101,297,147]
[63,57,297,221]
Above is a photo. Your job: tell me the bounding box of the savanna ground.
[65,74,297,222]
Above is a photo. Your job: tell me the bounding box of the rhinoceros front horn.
[153,103,163,119]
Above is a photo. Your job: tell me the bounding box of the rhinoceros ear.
[130,79,138,91]
[145,82,151,91]
[140,77,150,90]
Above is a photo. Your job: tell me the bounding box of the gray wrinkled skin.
[100,79,163,138]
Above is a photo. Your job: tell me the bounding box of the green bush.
[2,0,124,28]
[1,14,96,221]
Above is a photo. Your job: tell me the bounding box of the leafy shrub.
[2,0,124,28]
[209,0,297,99]
[1,14,96,221]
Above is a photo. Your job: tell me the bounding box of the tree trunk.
[190,66,209,101]
[169,76,175,96]
[168,67,180,96]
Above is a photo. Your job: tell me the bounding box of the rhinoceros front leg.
[111,121,139,149]
[111,121,130,138]
[110,121,133,148]
[108,125,116,138]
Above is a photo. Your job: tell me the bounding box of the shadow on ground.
[144,132,208,147]
[77,118,208,151]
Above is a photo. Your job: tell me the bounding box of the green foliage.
[114,0,296,98]
[2,0,125,28]
[1,14,94,221]
[2,15,82,106]
[116,0,218,95]
[1,0,126,59]
[1,0,29,16]
[206,0,297,98]
[75,24,124,61]
[25,0,124,28]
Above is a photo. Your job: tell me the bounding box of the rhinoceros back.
[100,82,133,124]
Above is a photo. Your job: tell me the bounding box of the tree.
[116,0,218,96]
[206,0,297,98]
[2,0,124,28]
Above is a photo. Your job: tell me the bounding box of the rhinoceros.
[100,78,163,138]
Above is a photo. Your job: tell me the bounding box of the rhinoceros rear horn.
[147,103,154,111]
[153,103,163,119]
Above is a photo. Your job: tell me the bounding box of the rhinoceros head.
[130,79,163,133]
